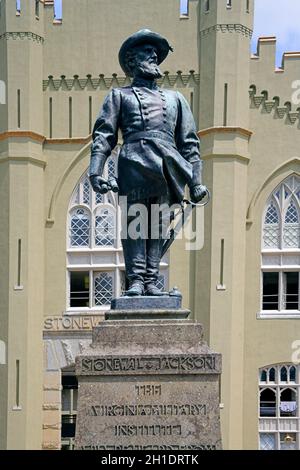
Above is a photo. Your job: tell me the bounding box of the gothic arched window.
[261,175,300,316]
[67,150,123,310]
[67,148,169,311]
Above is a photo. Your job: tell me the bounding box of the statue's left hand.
[189,184,208,203]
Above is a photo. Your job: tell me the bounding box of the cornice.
[0,32,44,44]
[200,24,253,39]
[0,155,46,168]
[43,71,200,91]
[45,136,92,145]
[0,131,45,143]
[0,131,92,145]
[198,126,253,138]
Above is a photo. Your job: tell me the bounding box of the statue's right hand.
[89,175,109,194]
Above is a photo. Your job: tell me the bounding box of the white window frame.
[66,148,169,314]
[61,373,78,451]
[259,176,300,319]
[258,364,300,450]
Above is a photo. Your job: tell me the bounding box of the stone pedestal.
[74,312,222,451]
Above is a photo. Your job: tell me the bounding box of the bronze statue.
[90,30,207,297]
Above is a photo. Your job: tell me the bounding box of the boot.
[125,280,144,297]
[144,283,166,296]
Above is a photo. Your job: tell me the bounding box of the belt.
[124,131,174,145]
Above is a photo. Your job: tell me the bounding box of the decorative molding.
[246,163,300,225]
[43,424,61,430]
[43,385,62,391]
[249,86,300,126]
[43,71,200,91]
[46,141,91,223]
[42,442,60,450]
[46,136,92,145]
[61,340,74,366]
[43,404,60,411]
[0,156,46,168]
[0,32,44,44]
[198,126,253,138]
[0,131,92,146]
[201,154,250,164]
[0,131,45,143]
[200,24,253,39]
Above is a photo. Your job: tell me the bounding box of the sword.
[161,189,210,258]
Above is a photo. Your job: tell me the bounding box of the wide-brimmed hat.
[119,29,173,76]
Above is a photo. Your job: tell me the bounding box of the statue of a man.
[90,30,207,297]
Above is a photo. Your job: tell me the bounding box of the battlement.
[200,0,254,32]
[252,36,300,74]
[0,0,61,26]
[250,36,300,129]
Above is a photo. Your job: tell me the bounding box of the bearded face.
[130,44,163,79]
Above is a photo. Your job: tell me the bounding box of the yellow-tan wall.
[1,0,300,450]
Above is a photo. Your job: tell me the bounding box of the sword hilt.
[184,188,211,207]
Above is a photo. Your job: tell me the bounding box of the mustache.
[137,60,163,79]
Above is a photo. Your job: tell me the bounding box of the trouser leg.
[145,195,172,290]
[144,237,162,287]
[121,236,146,285]
[120,199,147,289]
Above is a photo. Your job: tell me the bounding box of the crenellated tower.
[199,0,254,128]
[193,0,255,450]
[0,0,45,449]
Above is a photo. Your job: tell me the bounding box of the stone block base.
[75,317,222,450]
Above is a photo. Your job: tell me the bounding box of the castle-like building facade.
[1,0,300,450]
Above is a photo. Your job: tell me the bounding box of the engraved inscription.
[135,384,161,396]
[115,424,181,437]
[89,403,207,417]
[44,316,103,331]
[80,355,218,374]
[80,444,217,450]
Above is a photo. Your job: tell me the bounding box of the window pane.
[62,375,78,389]
[263,273,279,310]
[280,366,288,382]
[284,272,299,310]
[260,433,276,450]
[94,272,113,306]
[289,366,296,382]
[269,367,276,382]
[156,274,166,292]
[265,203,279,224]
[61,389,71,412]
[280,433,297,451]
[70,209,90,247]
[107,158,116,179]
[83,178,91,205]
[95,209,115,247]
[263,202,280,248]
[180,0,189,15]
[61,416,76,438]
[70,271,89,307]
[73,389,78,411]
[260,389,276,417]
[280,388,297,417]
[260,370,267,382]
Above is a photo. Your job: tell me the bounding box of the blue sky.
[252,0,300,66]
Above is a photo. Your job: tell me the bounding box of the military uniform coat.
[90,80,202,203]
